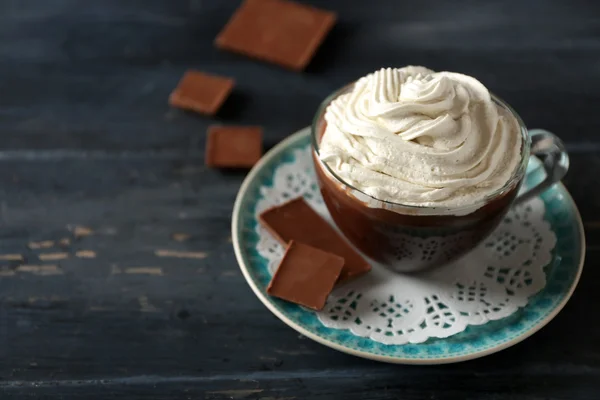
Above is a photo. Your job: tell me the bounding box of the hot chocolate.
[312,67,527,272]
[319,66,522,213]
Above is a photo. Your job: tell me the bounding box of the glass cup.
[311,84,569,273]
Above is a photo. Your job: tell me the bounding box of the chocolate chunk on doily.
[260,197,370,282]
[267,241,344,310]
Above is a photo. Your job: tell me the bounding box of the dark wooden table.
[1,0,599,398]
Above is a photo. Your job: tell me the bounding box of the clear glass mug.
[311,85,569,273]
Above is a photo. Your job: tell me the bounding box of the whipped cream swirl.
[319,66,522,212]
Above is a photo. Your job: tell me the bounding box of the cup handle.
[514,129,570,205]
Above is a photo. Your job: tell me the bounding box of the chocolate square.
[169,70,234,115]
[259,197,371,282]
[205,125,263,168]
[267,241,344,310]
[215,0,336,71]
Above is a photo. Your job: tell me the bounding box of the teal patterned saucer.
[231,128,585,364]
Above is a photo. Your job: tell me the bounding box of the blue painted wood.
[0,0,598,398]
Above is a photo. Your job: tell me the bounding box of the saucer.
[232,127,585,364]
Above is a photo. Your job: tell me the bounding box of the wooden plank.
[1,363,599,400]
[0,0,599,151]
[0,154,596,386]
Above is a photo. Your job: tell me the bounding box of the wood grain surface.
[1,0,599,398]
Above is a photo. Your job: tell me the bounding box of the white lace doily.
[255,148,557,345]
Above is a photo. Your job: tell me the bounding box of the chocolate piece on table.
[205,125,263,168]
[259,197,371,282]
[267,241,344,311]
[215,0,336,71]
[169,70,234,115]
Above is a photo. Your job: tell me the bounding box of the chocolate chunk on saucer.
[259,197,371,282]
[206,125,263,168]
[215,0,336,71]
[267,241,344,311]
[169,70,234,115]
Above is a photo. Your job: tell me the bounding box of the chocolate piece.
[267,241,344,310]
[205,125,263,168]
[169,70,234,115]
[259,197,371,281]
[215,0,336,71]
